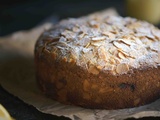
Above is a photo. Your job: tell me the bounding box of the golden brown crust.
[35,15,160,109]
[35,49,160,109]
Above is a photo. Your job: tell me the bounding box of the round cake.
[34,15,160,109]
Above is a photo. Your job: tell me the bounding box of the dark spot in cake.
[130,84,136,92]
[43,80,58,97]
[59,78,67,85]
[119,83,127,89]
[119,83,135,92]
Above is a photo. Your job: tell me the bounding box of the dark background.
[0,0,125,36]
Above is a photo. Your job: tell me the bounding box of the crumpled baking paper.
[1,8,160,120]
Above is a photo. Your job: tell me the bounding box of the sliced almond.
[118,52,126,59]
[113,41,131,53]
[91,41,104,47]
[145,34,155,40]
[150,42,160,51]
[78,32,86,39]
[114,57,121,64]
[102,32,115,39]
[72,27,80,32]
[109,58,116,64]
[152,29,160,40]
[85,42,91,48]
[135,38,143,45]
[108,47,117,54]
[88,65,99,75]
[96,65,103,70]
[61,30,76,39]
[79,37,91,46]
[98,46,107,60]
[117,49,130,57]
[116,63,129,74]
[91,36,106,41]
[113,41,123,48]
[119,39,134,46]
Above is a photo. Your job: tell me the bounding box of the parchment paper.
[1,8,160,120]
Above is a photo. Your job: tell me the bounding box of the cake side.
[35,48,160,109]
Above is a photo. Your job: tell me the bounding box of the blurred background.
[1,0,160,36]
[0,0,125,36]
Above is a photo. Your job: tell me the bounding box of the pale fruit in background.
[126,0,160,25]
[0,104,13,120]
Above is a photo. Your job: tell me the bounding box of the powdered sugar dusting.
[36,15,160,75]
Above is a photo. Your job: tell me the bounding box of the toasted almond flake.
[145,34,155,40]
[116,63,129,74]
[91,36,106,41]
[85,42,91,48]
[119,39,134,46]
[110,30,117,34]
[96,65,102,70]
[79,37,91,46]
[152,29,160,40]
[127,22,141,29]
[113,50,119,57]
[117,48,129,56]
[78,32,86,39]
[102,32,115,39]
[108,47,117,54]
[109,58,116,64]
[88,65,99,75]
[72,27,80,32]
[113,41,123,48]
[118,52,126,59]
[91,41,104,47]
[98,46,107,60]
[114,41,131,53]
[100,23,113,32]
[136,27,151,34]
[114,57,121,64]
[135,38,143,45]
[61,30,76,39]
[122,35,129,39]
[150,42,160,51]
